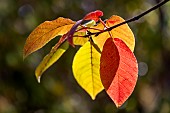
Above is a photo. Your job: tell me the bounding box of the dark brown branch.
[86,0,170,37]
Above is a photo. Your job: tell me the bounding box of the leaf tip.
[115,103,121,108]
[35,70,41,83]
[23,54,27,61]
[23,56,26,61]
[36,76,41,83]
[91,95,96,100]
[23,49,27,60]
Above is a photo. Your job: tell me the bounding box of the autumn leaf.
[83,20,96,27]
[72,41,104,99]
[100,38,138,107]
[91,15,135,51]
[73,35,88,46]
[35,41,69,83]
[73,20,96,46]
[23,17,75,58]
[107,16,135,51]
[67,10,102,46]
[84,10,103,22]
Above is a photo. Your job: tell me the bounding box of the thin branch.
[86,0,170,37]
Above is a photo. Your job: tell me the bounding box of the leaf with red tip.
[83,10,103,22]
[100,38,138,107]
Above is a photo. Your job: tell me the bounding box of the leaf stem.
[76,26,103,32]
[99,18,113,38]
[86,0,170,37]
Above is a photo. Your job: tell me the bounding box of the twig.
[86,0,170,37]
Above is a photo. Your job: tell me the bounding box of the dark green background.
[0,0,170,113]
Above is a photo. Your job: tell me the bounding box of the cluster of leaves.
[23,10,138,108]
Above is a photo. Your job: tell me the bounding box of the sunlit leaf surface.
[23,17,75,58]
[91,15,135,51]
[35,41,69,83]
[72,41,104,99]
[100,38,138,107]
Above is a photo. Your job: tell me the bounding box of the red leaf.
[83,10,103,22]
[100,38,138,107]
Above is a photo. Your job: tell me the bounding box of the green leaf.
[73,32,88,46]
[35,41,69,83]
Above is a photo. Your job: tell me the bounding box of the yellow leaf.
[83,20,96,27]
[91,15,135,51]
[73,32,88,45]
[73,20,96,46]
[35,41,69,83]
[72,41,104,99]
[23,17,75,58]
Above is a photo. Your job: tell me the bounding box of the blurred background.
[0,0,170,113]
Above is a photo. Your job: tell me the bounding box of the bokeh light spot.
[18,4,34,17]
[138,62,148,76]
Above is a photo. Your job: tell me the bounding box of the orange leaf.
[92,15,135,52]
[83,10,103,22]
[23,17,75,58]
[100,38,138,107]
[107,16,135,51]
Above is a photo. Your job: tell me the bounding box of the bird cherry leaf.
[73,20,96,46]
[72,41,104,100]
[67,10,103,46]
[35,34,69,82]
[90,15,135,52]
[83,10,103,22]
[23,17,75,59]
[34,19,83,82]
[100,38,138,108]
